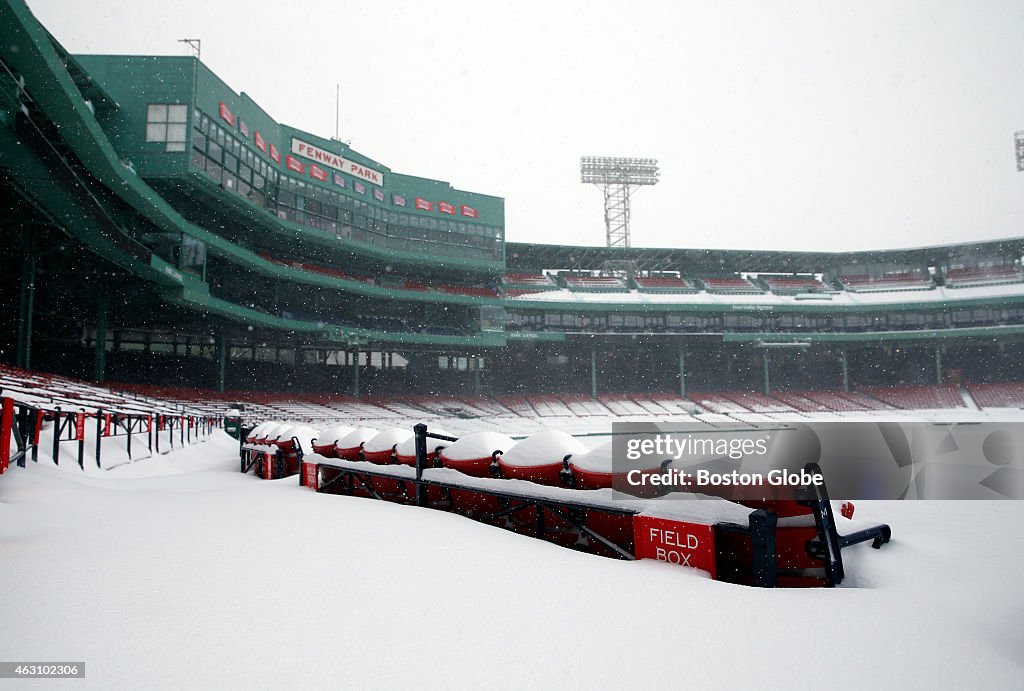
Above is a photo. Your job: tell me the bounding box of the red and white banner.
[333,172,346,188]
[373,188,385,202]
[269,143,281,163]
[254,131,267,152]
[75,412,86,441]
[633,516,716,578]
[238,120,250,138]
[461,205,478,218]
[439,201,456,215]
[309,164,328,181]
[103,413,112,437]
[392,194,406,207]
[286,155,304,173]
[353,181,366,195]
[218,101,235,126]
[290,138,385,186]
[415,197,433,211]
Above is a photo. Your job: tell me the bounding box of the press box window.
[146,104,188,151]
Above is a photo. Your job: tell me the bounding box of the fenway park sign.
[290,138,384,186]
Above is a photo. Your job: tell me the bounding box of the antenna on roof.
[178,38,201,60]
[335,83,340,141]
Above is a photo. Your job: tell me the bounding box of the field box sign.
[634,516,716,578]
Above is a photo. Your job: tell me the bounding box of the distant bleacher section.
[564,275,629,292]
[720,391,794,413]
[0,365,224,418]
[557,394,612,417]
[526,395,576,417]
[597,394,649,416]
[699,276,764,295]
[761,275,832,295]
[798,390,893,412]
[838,271,934,293]
[501,273,559,297]
[633,276,698,293]
[859,384,965,410]
[439,284,498,297]
[397,280,496,297]
[11,364,1024,447]
[944,264,1023,289]
[769,391,828,413]
[686,392,751,414]
[966,382,1024,408]
[261,253,375,285]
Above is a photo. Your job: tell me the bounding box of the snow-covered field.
[3,422,1023,690]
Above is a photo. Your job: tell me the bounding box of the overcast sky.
[24,0,1024,252]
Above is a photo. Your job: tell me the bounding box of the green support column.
[94,286,107,382]
[473,356,482,396]
[216,332,227,394]
[840,348,849,393]
[352,345,360,398]
[590,343,598,400]
[16,255,36,370]
[935,344,942,384]
[678,345,686,399]
[763,351,771,396]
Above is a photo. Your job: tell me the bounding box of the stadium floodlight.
[1015,131,1024,171]
[581,156,659,249]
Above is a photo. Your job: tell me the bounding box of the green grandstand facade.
[3,0,1024,398]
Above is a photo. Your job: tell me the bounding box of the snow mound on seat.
[498,430,587,468]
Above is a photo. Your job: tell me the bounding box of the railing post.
[749,509,778,588]
[414,423,427,507]
[95,407,103,468]
[0,397,13,474]
[77,409,85,470]
[52,407,62,466]
[31,407,40,463]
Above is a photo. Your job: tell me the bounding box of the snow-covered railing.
[0,394,219,472]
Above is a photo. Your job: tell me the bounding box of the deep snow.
[2,428,1023,690]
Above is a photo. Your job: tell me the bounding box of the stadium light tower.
[580,156,659,248]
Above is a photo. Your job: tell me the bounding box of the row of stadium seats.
[0,364,215,418]
[504,266,1024,297]
[838,272,935,292]
[860,384,966,410]
[943,264,1023,289]
[254,256,1022,300]
[9,366,1024,432]
[260,253,498,297]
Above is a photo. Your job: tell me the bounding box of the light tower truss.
[580,156,660,249]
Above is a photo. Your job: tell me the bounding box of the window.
[146,103,188,151]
